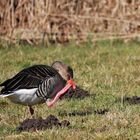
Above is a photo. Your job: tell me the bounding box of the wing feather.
[0,65,58,94]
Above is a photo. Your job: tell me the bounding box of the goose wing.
[0,65,58,94]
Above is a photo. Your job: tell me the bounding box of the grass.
[0,40,140,139]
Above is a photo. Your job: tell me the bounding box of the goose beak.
[47,78,76,108]
[67,78,76,89]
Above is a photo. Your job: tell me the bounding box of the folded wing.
[0,65,58,94]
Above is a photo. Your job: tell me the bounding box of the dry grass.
[0,0,140,44]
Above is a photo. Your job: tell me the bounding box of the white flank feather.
[0,88,44,105]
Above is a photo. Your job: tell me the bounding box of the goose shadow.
[123,96,140,105]
[58,108,109,117]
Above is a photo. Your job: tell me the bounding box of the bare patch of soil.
[0,101,9,108]
[124,96,140,105]
[16,115,70,132]
[61,86,90,99]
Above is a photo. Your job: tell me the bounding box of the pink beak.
[47,78,76,108]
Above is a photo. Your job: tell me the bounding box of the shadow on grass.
[124,96,140,105]
[58,108,109,117]
[116,96,140,105]
[0,101,9,108]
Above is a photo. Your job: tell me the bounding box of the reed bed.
[0,0,140,44]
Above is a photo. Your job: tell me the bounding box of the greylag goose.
[0,61,76,116]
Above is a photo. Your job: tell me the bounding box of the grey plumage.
[0,61,74,116]
[36,75,65,100]
[0,65,66,99]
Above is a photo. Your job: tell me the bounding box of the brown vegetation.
[0,0,140,44]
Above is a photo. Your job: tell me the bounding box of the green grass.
[0,40,140,139]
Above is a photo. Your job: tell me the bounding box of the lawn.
[0,40,140,139]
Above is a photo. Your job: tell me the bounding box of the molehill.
[61,86,90,99]
[16,115,70,132]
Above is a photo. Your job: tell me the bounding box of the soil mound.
[16,115,70,132]
[124,96,140,105]
[61,86,90,99]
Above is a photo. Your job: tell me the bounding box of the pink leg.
[28,106,34,116]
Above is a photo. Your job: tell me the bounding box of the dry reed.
[0,0,140,44]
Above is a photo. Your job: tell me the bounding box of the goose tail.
[0,94,11,98]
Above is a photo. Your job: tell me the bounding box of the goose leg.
[28,106,34,116]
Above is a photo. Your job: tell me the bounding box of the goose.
[0,61,76,116]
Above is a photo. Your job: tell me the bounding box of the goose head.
[47,61,75,107]
[51,61,73,81]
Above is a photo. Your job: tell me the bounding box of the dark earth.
[124,96,140,105]
[61,86,90,99]
[16,115,70,132]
